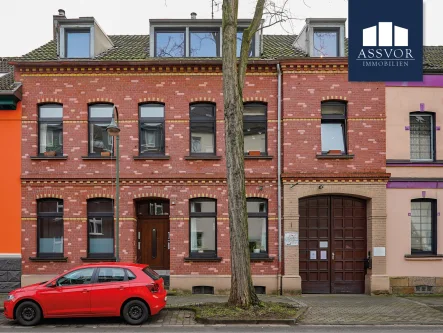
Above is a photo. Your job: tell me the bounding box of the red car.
[3,263,167,326]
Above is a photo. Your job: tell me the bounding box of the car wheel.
[122,300,149,325]
[15,301,42,326]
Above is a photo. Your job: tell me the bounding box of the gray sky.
[0,0,442,57]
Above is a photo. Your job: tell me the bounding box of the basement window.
[192,286,214,294]
[254,286,266,294]
[415,285,432,294]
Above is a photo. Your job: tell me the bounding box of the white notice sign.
[320,251,327,260]
[285,232,299,246]
[319,241,328,248]
[310,251,317,260]
[373,247,386,257]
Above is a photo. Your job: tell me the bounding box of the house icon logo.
[348,0,423,82]
[363,22,408,47]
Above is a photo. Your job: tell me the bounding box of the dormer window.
[190,29,220,57]
[54,10,113,59]
[155,29,185,57]
[150,15,261,58]
[293,18,346,58]
[65,29,91,58]
[236,30,255,57]
[313,29,339,57]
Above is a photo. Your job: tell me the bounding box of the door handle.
[119,286,125,290]
[82,289,89,293]
[332,252,335,260]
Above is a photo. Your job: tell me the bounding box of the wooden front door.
[299,196,367,294]
[136,200,170,270]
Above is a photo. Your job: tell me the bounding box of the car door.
[37,267,95,317]
[89,267,129,316]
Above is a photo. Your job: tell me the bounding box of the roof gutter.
[10,59,280,67]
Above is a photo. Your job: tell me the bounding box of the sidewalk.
[167,294,443,325]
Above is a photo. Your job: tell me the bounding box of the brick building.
[12,11,443,294]
[15,11,281,292]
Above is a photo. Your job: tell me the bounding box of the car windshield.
[142,266,160,281]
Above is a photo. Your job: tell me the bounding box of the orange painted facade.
[0,102,21,254]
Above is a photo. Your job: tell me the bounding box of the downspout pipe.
[277,63,282,295]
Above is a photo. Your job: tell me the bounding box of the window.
[137,199,170,217]
[143,266,161,281]
[321,102,347,154]
[87,198,114,258]
[244,103,267,155]
[57,268,95,286]
[37,199,64,258]
[411,199,437,255]
[190,104,216,155]
[247,198,268,256]
[236,30,255,57]
[190,29,220,57]
[126,269,137,280]
[139,104,165,155]
[313,29,339,57]
[155,29,185,57]
[189,199,217,257]
[410,113,435,160]
[65,29,90,58]
[97,267,125,283]
[39,105,63,156]
[88,104,114,156]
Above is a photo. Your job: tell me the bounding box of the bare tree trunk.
[222,0,264,308]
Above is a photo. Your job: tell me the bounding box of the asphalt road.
[0,326,442,333]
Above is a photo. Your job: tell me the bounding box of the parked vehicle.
[3,263,167,326]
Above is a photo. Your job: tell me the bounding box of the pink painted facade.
[386,75,443,293]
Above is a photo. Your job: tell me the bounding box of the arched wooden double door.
[299,196,367,294]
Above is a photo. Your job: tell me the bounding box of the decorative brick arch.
[35,193,63,200]
[133,193,169,199]
[243,97,268,103]
[321,96,348,102]
[86,193,114,199]
[37,98,63,104]
[189,97,217,103]
[246,193,269,199]
[87,98,114,104]
[138,97,165,103]
[189,193,217,199]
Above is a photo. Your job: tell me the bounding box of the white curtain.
[261,218,267,251]
[40,124,47,153]
[191,218,197,251]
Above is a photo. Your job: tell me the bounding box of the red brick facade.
[18,64,280,279]
[281,61,386,177]
[17,60,389,293]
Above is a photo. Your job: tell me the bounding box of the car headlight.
[6,295,15,301]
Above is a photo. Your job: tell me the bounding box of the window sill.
[386,159,443,166]
[133,155,170,160]
[316,154,354,160]
[404,254,443,261]
[250,256,275,262]
[184,156,222,160]
[245,155,273,160]
[184,257,223,262]
[30,156,68,160]
[80,257,117,262]
[81,156,116,160]
[29,257,68,262]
